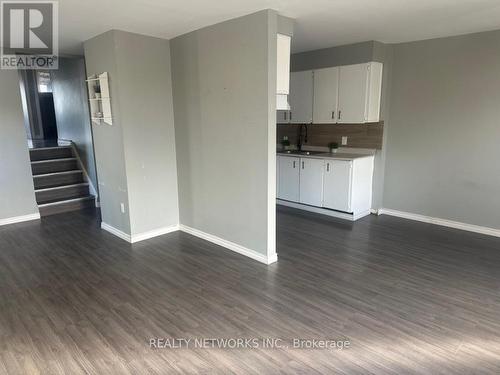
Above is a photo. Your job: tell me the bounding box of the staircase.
[30,145,96,216]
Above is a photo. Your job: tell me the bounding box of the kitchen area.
[276,35,386,221]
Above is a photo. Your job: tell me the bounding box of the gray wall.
[0,70,38,220]
[84,31,132,234]
[291,41,380,72]
[52,57,98,190]
[371,43,393,209]
[171,10,277,257]
[112,31,179,236]
[383,30,500,229]
[18,70,43,140]
[290,40,393,209]
[84,30,179,236]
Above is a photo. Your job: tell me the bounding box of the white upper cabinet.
[313,67,339,124]
[338,64,368,123]
[276,93,290,113]
[365,62,383,122]
[277,110,289,124]
[276,34,291,110]
[277,61,383,124]
[338,62,383,123]
[289,70,314,124]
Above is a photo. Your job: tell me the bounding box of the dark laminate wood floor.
[0,206,499,374]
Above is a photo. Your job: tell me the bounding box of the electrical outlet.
[120,203,125,214]
[342,136,348,145]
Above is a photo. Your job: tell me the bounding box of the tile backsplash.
[277,121,384,150]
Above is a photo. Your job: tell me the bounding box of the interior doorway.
[17,57,100,216]
[19,70,59,147]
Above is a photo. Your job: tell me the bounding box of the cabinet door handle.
[290,111,292,121]
[331,111,335,119]
[284,112,287,121]
[326,163,330,172]
[302,161,305,169]
[293,161,296,168]
[338,110,342,120]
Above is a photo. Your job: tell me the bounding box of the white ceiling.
[59,0,500,55]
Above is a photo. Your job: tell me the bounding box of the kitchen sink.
[298,151,326,155]
[278,150,326,156]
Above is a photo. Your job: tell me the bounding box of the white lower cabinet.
[299,158,324,206]
[276,156,280,196]
[277,154,374,220]
[323,160,352,212]
[278,156,300,202]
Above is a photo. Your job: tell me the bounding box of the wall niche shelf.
[87,72,113,125]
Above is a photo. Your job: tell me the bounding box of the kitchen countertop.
[277,150,375,161]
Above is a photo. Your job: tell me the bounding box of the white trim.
[370,208,381,215]
[277,199,371,221]
[267,31,277,264]
[38,196,94,208]
[353,210,372,220]
[0,213,41,226]
[131,225,179,243]
[101,222,132,242]
[267,252,278,264]
[100,222,278,265]
[29,145,71,151]
[31,158,76,164]
[35,183,89,192]
[33,170,82,178]
[179,224,277,265]
[101,222,179,244]
[267,129,277,261]
[378,208,500,238]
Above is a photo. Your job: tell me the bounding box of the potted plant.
[328,142,339,153]
[281,137,291,151]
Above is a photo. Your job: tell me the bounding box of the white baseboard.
[101,222,180,243]
[179,224,277,265]
[378,208,500,238]
[0,212,40,227]
[101,222,131,242]
[100,221,278,265]
[131,225,179,243]
[353,210,372,221]
[267,252,278,264]
[277,200,371,221]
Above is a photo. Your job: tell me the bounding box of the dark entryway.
[19,70,58,144]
